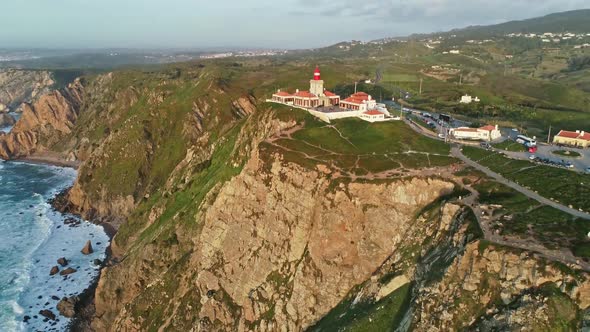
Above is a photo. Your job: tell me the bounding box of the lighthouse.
[313,66,321,81]
[309,66,325,97]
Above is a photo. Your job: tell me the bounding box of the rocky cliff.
[92,146,457,331]
[412,241,590,331]
[0,78,84,159]
[0,69,54,111]
[5,62,587,331]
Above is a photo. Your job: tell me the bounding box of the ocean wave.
[0,161,109,331]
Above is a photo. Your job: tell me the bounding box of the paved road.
[500,144,590,173]
[451,145,590,220]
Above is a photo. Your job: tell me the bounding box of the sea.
[0,161,109,331]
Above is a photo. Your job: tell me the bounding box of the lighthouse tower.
[309,66,325,97]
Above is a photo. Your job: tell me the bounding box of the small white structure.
[339,92,377,112]
[450,125,501,141]
[460,95,480,104]
[361,110,385,122]
[449,50,460,54]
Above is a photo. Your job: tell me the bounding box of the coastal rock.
[39,309,56,321]
[0,69,54,109]
[57,257,68,267]
[57,296,78,318]
[49,266,59,276]
[0,78,84,160]
[60,267,77,276]
[81,240,93,255]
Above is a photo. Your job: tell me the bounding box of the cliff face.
[58,69,260,228]
[92,146,456,331]
[6,63,587,331]
[412,241,590,331]
[0,78,84,159]
[0,69,54,110]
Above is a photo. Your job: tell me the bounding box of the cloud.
[291,0,589,26]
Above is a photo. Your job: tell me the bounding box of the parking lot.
[501,143,590,173]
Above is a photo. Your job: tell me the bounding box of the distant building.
[361,110,386,122]
[450,125,501,141]
[269,67,394,123]
[339,92,377,112]
[460,95,480,104]
[553,130,590,148]
[449,50,460,54]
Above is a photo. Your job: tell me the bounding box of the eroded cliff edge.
[3,63,588,331]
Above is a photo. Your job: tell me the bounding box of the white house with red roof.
[450,124,501,141]
[360,110,386,122]
[339,92,378,112]
[553,130,590,148]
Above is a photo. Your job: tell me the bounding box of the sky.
[0,0,588,49]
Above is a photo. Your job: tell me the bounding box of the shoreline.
[15,154,80,169]
[49,188,116,331]
[0,162,109,331]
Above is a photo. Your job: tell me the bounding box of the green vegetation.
[463,146,590,212]
[309,283,412,332]
[552,149,582,158]
[567,55,590,72]
[265,116,454,174]
[492,140,526,152]
[474,179,590,257]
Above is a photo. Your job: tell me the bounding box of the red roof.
[364,110,383,115]
[479,125,496,131]
[324,90,338,97]
[293,90,318,98]
[556,130,590,141]
[273,91,292,97]
[341,92,371,104]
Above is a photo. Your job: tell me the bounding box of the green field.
[263,115,455,174]
[463,146,590,212]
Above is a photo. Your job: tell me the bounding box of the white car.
[529,155,536,160]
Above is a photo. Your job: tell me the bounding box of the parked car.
[529,155,536,160]
[585,167,590,174]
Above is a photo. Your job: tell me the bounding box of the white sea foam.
[0,161,109,332]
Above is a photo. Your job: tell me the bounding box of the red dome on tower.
[313,66,321,81]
